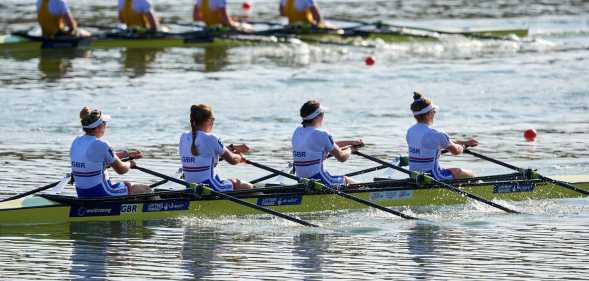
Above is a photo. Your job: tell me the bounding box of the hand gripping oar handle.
[465,150,589,196]
[133,165,318,227]
[245,160,418,220]
[353,151,520,214]
[249,143,364,184]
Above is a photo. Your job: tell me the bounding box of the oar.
[345,165,388,177]
[250,144,368,184]
[464,150,589,196]
[245,160,418,220]
[1,175,70,202]
[330,18,517,40]
[133,165,318,227]
[353,151,520,214]
[250,163,294,184]
[251,164,386,184]
[243,20,284,27]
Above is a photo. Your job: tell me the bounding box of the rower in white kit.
[70,106,151,198]
[178,104,254,191]
[291,100,363,188]
[406,92,479,180]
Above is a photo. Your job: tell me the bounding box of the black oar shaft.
[464,150,520,171]
[345,165,388,177]
[353,151,520,214]
[134,166,318,227]
[465,150,589,196]
[253,164,386,182]
[1,180,61,202]
[250,166,294,184]
[246,160,418,220]
[250,173,280,184]
[150,179,169,188]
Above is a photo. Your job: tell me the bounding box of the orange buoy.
[365,56,375,66]
[524,128,537,142]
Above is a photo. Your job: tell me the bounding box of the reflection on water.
[193,45,231,72]
[39,49,91,81]
[1,204,589,280]
[293,233,328,280]
[122,48,162,78]
[180,227,220,279]
[407,223,441,280]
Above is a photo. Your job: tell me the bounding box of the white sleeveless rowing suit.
[179,131,233,192]
[406,123,453,180]
[70,135,128,198]
[291,126,345,187]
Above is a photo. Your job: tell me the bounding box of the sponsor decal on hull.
[257,195,303,206]
[370,190,415,201]
[143,200,190,212]
[493,182,535,193]
[70,199,190,217]
[70,203,121,217]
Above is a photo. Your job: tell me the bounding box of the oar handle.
[133,165,318,227]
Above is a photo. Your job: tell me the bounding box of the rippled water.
[1,0,589,280]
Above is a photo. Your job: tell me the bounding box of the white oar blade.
[49,174,71,195]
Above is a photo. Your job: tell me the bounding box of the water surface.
[1,1,589,280]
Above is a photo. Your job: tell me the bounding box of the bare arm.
[111,150,144,174]
[446,138,479,155]
[446,142,464,155]
[63,12,78,33]
[220,9,239,28]
[193,5,203,21]
[330,146,351,162]
[309,6,321,24]
[146,10,159,31]
[111,158,131,175]
[221,149,245,165]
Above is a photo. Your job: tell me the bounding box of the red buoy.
[524,128,537,142]
[365,56,375,66]
[242,1,251,11]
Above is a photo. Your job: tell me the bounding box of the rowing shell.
[0,32,278,53]
[0,25,529,52]
[0,174,586,226]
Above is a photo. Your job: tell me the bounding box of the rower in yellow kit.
[193,0,252,31]
[280,0,326,27]
[37,0,90,38]
[118,0,160,32]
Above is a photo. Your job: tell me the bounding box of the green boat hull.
[0,178,586,226]
[0,26,529,53]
